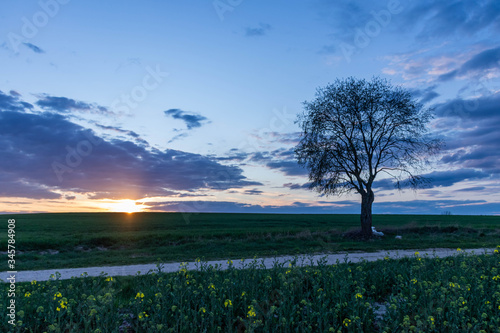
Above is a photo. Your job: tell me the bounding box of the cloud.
[164,109,210,130]
[212,149,250,162]
[36,95,114,115]
[245,23,271,37]
[456,186,486,192]
[0,90,33,112]
[0,174,61,200]
[434,92,500,174]
[407,1,500,41]
[168,132,189,144]
[317,0,500,60]
[267,132,301,145]
[94,124,149,146]
[144,199,500,215]
[243,189,263,195]
[266,160,307,176]
[256,148,306,176]
[215,147,305,176]
[318,45,337,55]
[425,169,491,187]
[438,46,500,81]
[22,42,45,54]
[0,96,260,200]
[373,199,500,215]
[409,85,440,104]
[373,169,491,192]
[144,200,359,214]
[283,182,310,190]
[372,178,399,191]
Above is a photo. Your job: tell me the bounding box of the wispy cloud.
[243,189,263,195]
[164,108,210,130]
[438,46,500,81]
[409,85,440,104]
[22,42,45,54]
[0,90,33,112]
[36,95,115,115]
[245,23,271,37]
[94,124,149,146]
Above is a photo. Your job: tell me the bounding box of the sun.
[107,200,145,214]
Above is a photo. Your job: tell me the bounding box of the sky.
[0,0,499,215]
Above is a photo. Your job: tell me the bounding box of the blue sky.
[1,0,499,215]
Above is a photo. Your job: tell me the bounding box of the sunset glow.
[103,200,147,214]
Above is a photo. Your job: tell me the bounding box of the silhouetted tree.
[295,77,442,238]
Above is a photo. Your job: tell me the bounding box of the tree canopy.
[295,77,442,237]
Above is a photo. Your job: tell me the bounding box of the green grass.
[2,250,500,332]
[1,213,499,270]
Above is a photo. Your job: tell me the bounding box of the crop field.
[1,213,500,270]
[1,248,500,332]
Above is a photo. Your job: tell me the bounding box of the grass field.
[1,213,499,271]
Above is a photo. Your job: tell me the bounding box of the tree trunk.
[360,190,374,239]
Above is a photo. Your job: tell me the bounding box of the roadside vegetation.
[1,247,499,332]
[1,213,499,270]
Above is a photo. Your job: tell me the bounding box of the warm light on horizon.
[102,200,147,213]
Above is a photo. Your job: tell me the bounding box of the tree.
[295,77,442,238]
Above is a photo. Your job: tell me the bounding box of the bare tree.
[295,77,442,238]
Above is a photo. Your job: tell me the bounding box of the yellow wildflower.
[247,305,256,318]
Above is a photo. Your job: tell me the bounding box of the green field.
[1,213,499,271]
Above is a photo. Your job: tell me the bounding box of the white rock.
[372,226,384,236]
[395,235,402,239]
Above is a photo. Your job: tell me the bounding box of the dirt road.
[1,247,495,283]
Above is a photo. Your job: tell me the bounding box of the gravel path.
[1,247,495,283]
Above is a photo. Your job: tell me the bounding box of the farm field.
[1,213,499,271]
[1,248,499,332]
